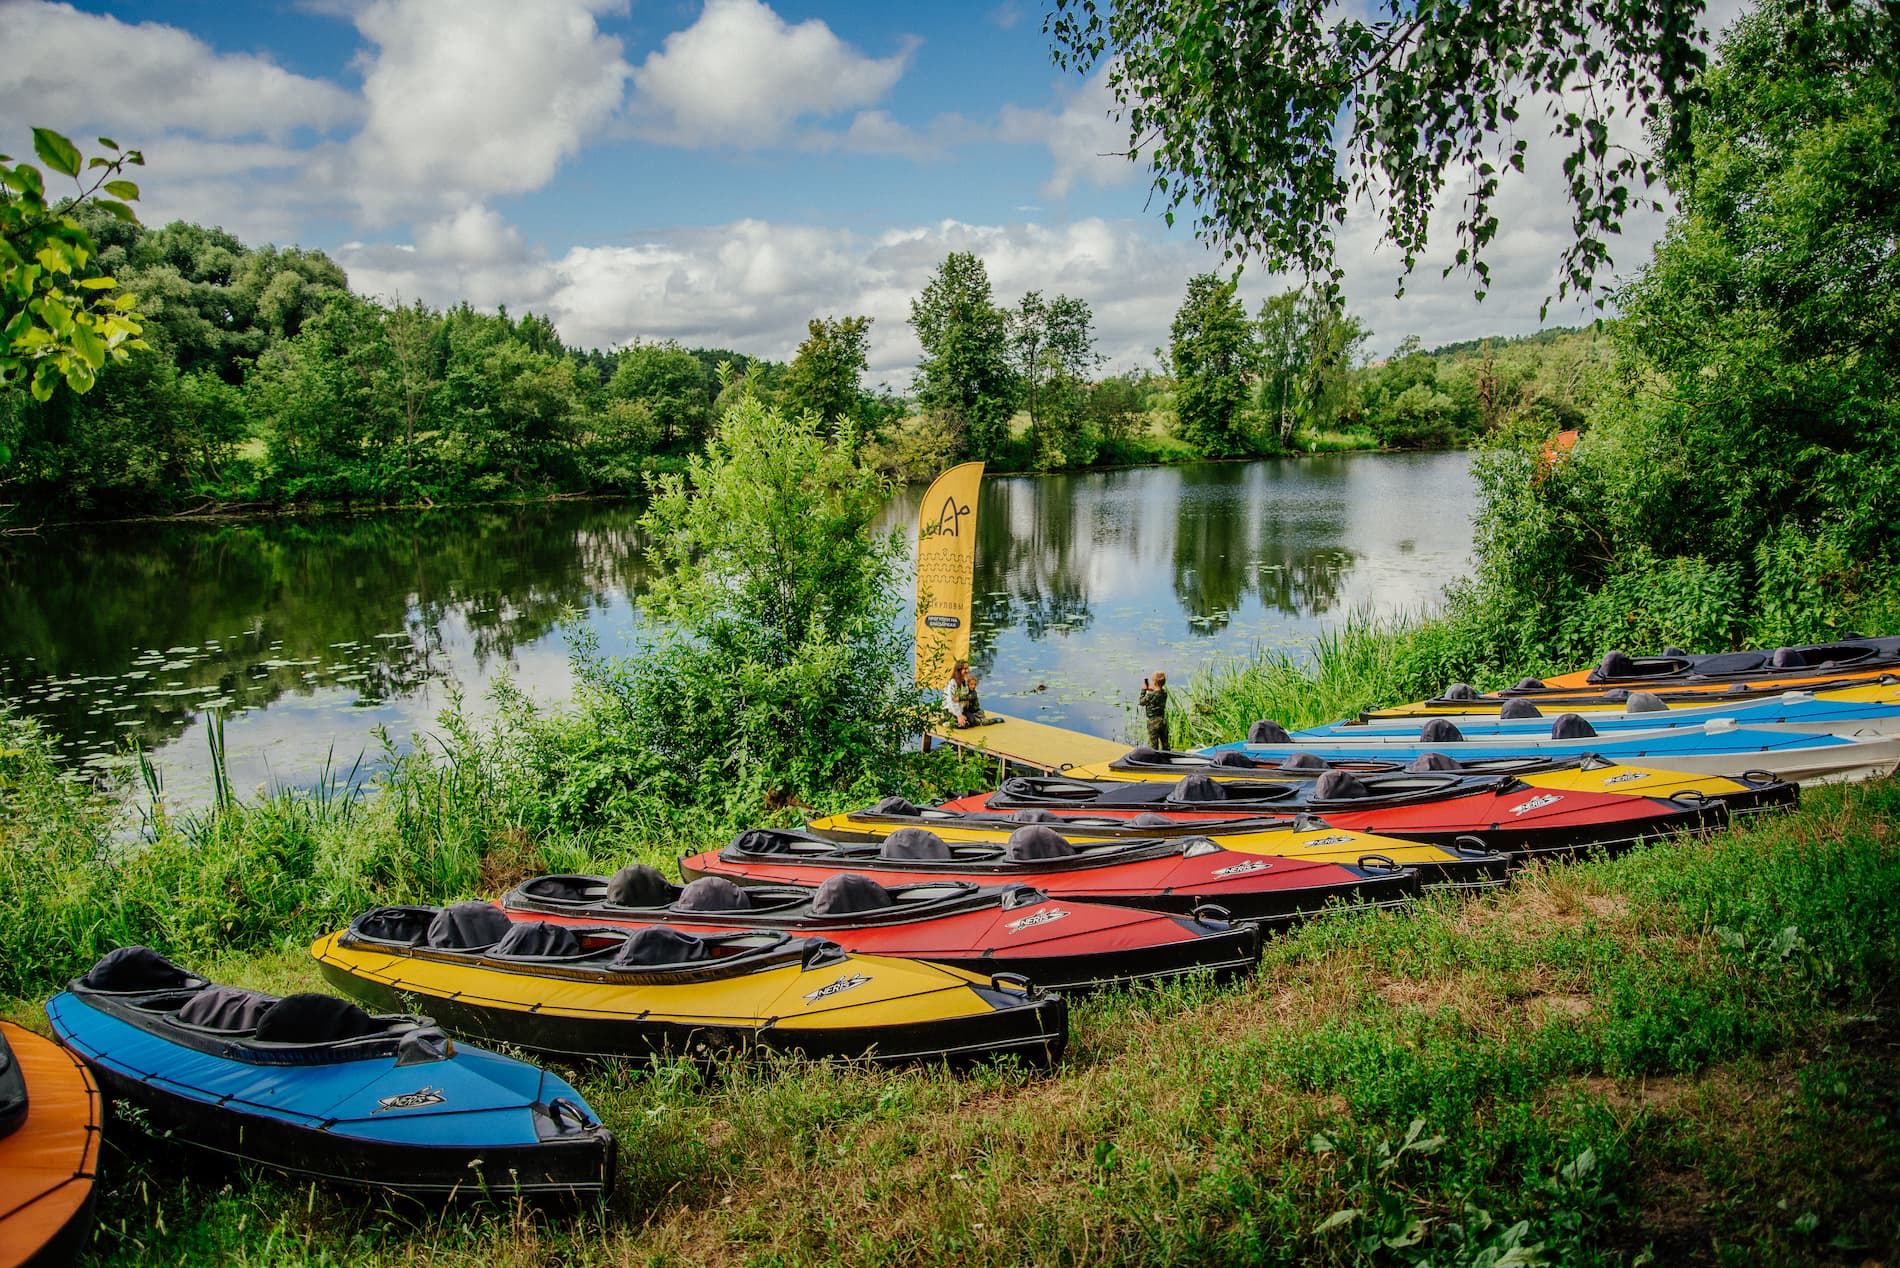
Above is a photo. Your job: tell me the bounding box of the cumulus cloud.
[0,2,359,139]
[997,66,1143,200]
[628,0,913,148]
[332,208,1218,380]
[339,0,631,221]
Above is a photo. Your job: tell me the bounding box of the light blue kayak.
[1302,689,1900,741]
[1205,717,1900,784]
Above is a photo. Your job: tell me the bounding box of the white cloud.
[997,66,1143,199]
[0,2,358,140]
[340,0,631,221]
[629,0,913,148]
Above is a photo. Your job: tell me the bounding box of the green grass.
[1173,610,1442,746]
[5,656,1899,1264]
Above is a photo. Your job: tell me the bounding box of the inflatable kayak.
[1083,746,1799,818]
[501,867,1263,991]
[0,1021,100,1268]
[1205,716,1900,785]
[45,948,614,1200]
[683,825,1419,924]
[805,799,1511,892]
[957,771,1724,863]
[1360,678,1900,719]
[1312,686,1900,739]
[1542,637,1900,691]
[315,905,1068,1068]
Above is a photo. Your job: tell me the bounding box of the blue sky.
[2,0,1715,379]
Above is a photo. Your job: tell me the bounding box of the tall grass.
[1174,610,1441,745]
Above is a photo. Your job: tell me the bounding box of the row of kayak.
[6,748,1767,1254]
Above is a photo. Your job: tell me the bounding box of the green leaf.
[103,179,140,201]
[77,276,118,290]
[96,137,118,150]
[3,163,44,198]
[95,199,140,224]
[1312,1209,1361,1234]
[32,127,81,178]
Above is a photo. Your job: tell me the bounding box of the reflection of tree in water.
[964,473,1095,677]
[0,501,652,760]
[1170,462,1358,634]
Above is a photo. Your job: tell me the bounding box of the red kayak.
[943,770,1725,862]
[679,825,1419,927]
[500,866,1262,992]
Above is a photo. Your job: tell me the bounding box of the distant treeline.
[0,204,1604,520]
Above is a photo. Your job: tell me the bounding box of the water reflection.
[0,502,651,798]
[2,451,1473,799]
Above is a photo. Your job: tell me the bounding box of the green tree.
[1169,273,1258,456]
[1257,286,1368,448]
[1450,0,1900,670]
[910,252,1017,461]
[572,394,934,810]
[1008,291,1101,468]
[780,315,873,428]
[1048,0,1709,305]
[1,128,147,415]
[608,340,712,450]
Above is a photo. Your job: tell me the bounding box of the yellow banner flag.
[914,460,984,687]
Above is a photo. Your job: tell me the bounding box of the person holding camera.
[1138,671,1169,750]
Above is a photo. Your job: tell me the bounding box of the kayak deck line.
[925,712,1129,776]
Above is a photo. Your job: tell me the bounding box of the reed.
[1173,609,1439,746]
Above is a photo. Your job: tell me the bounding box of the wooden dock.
[925,712,1130,776]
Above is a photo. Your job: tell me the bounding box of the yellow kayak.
[1066,750,1797,819]
[1361,679,1900,718]
[804,805,1510,891]
[313,903,1066,1067]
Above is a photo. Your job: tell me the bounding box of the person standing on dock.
[1139,671,1170,750]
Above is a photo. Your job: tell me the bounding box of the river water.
[0,451,1475,803]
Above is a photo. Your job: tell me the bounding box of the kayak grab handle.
[989,971,1037,996]
[1356,853,1403,873]
[1668,790,1712,807]
[1738,768,1779,787]
[1450,834,1493,857]
[547,1097,597,1132]
[801,939,850,970]
[1191,902,1235,928]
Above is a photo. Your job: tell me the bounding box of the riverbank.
[5,744,1895,1264]
[5,623,1899,1263]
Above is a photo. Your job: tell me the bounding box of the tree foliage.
[572,393,935,809]
[780,315,873,429]
[1443,0,1900,674]
[1,128,147,418]
[1257,286,1367,448]
[1047,0,1711,305]
[910,252,1017,461]
[1169,272,1258,456]
[1009,291,1101,468]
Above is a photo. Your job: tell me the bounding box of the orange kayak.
[0,1021,101,1268]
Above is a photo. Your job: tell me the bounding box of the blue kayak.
[1303,689,1900,740]
[45,947,615,1200]
[1204,717,1900,784]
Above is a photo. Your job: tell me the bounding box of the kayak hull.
[498,883,1264,993]
[802,808,1510,894]
[44,974,614,1201]
[950,776,1726,864]
[1078,752,1800,820]
[681,830,1420,926]
[313,919,1069,1068]
[0,1022,100,1268]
